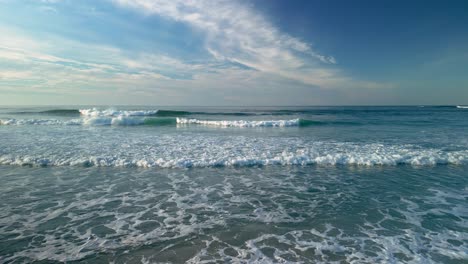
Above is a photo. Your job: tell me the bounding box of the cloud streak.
[111,0,350,87]
[0,1,394,105]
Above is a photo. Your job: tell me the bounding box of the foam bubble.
[82,116,145,126]
[176,118,301,127]
[0,118,82,126]
[0,117,146,126]
[0,165,466,263]
[2,117,305,127]
[0,142,466,168]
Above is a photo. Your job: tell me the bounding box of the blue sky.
[0,0,467,105]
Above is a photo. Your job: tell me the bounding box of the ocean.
[0,106,467,263]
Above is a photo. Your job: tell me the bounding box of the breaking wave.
[6,106,466,120]
[0,118,82,126]
[79,108,159,117]
[1,149,466,168]
[0,118,317,127]
[7,108,261,117]
[176,118,309,127]
[0,138,467,168]
[78,108,260,117]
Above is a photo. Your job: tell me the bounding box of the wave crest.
[176,118,303,127]
[0,118,82,126]
[1,148,466,168]
[79,108,159,117]
[1,117,315,127]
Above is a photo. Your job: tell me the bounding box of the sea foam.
[0,141,466,168]
[1,117,307,127]
[0,118,82,126]
[81,116,145,126]
[79,108,159,117]
[176,118,301,127]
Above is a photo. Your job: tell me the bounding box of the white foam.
[1,117,302,127]
[79,108,158,117]
[82,116,145,126]
[0,143,466,168]
[456,105,468,109]
[0,118,144,126]
[0,118,82,126]
[0,164,466,262]
[176,118,301,127]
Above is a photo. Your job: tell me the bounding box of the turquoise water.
[0,106,467,263]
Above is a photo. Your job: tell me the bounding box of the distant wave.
[0,117,176,126]
[11,107,429,118]
[8,108,261,117]
[176,118,363,127]
[0,116,367,127]
[176,118,307,127]
[7,106,466,119]
[0,119,81,126]
[0,117,318,127]
[9,109,81,116]
[78,108,262,117]
[79,108,159,117]
[431,105,457,108]
[156,110,256,116]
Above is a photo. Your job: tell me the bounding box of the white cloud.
[0,2,394,105]
[111,0,351,88]
[0,26,226,104]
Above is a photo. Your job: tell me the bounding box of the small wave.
[9,109,81,116]
[456,105,468,109]
[196,112,256,116]
[0,118,82,126]
[429,105,458,109]
[154,110,192,116]
[1,117,356,127]
[79,108,159,117]
[176,118,306,127]
[144,117,177,126]
[153,110,254,116]
[81,117,176,126]
[0,117,178,127]
[1,149,466,168]
[175,118,352,127]
[40,109,80,115]
[298,119,362,126]
[82,116,145,126]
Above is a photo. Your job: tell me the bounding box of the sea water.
[0,106,467,263]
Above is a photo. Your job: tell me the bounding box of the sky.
[0,0,467,106]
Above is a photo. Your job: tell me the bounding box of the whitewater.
[0,106,467,263]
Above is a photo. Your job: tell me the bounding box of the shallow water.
[0,106,467,263]
[0,166,466,263]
